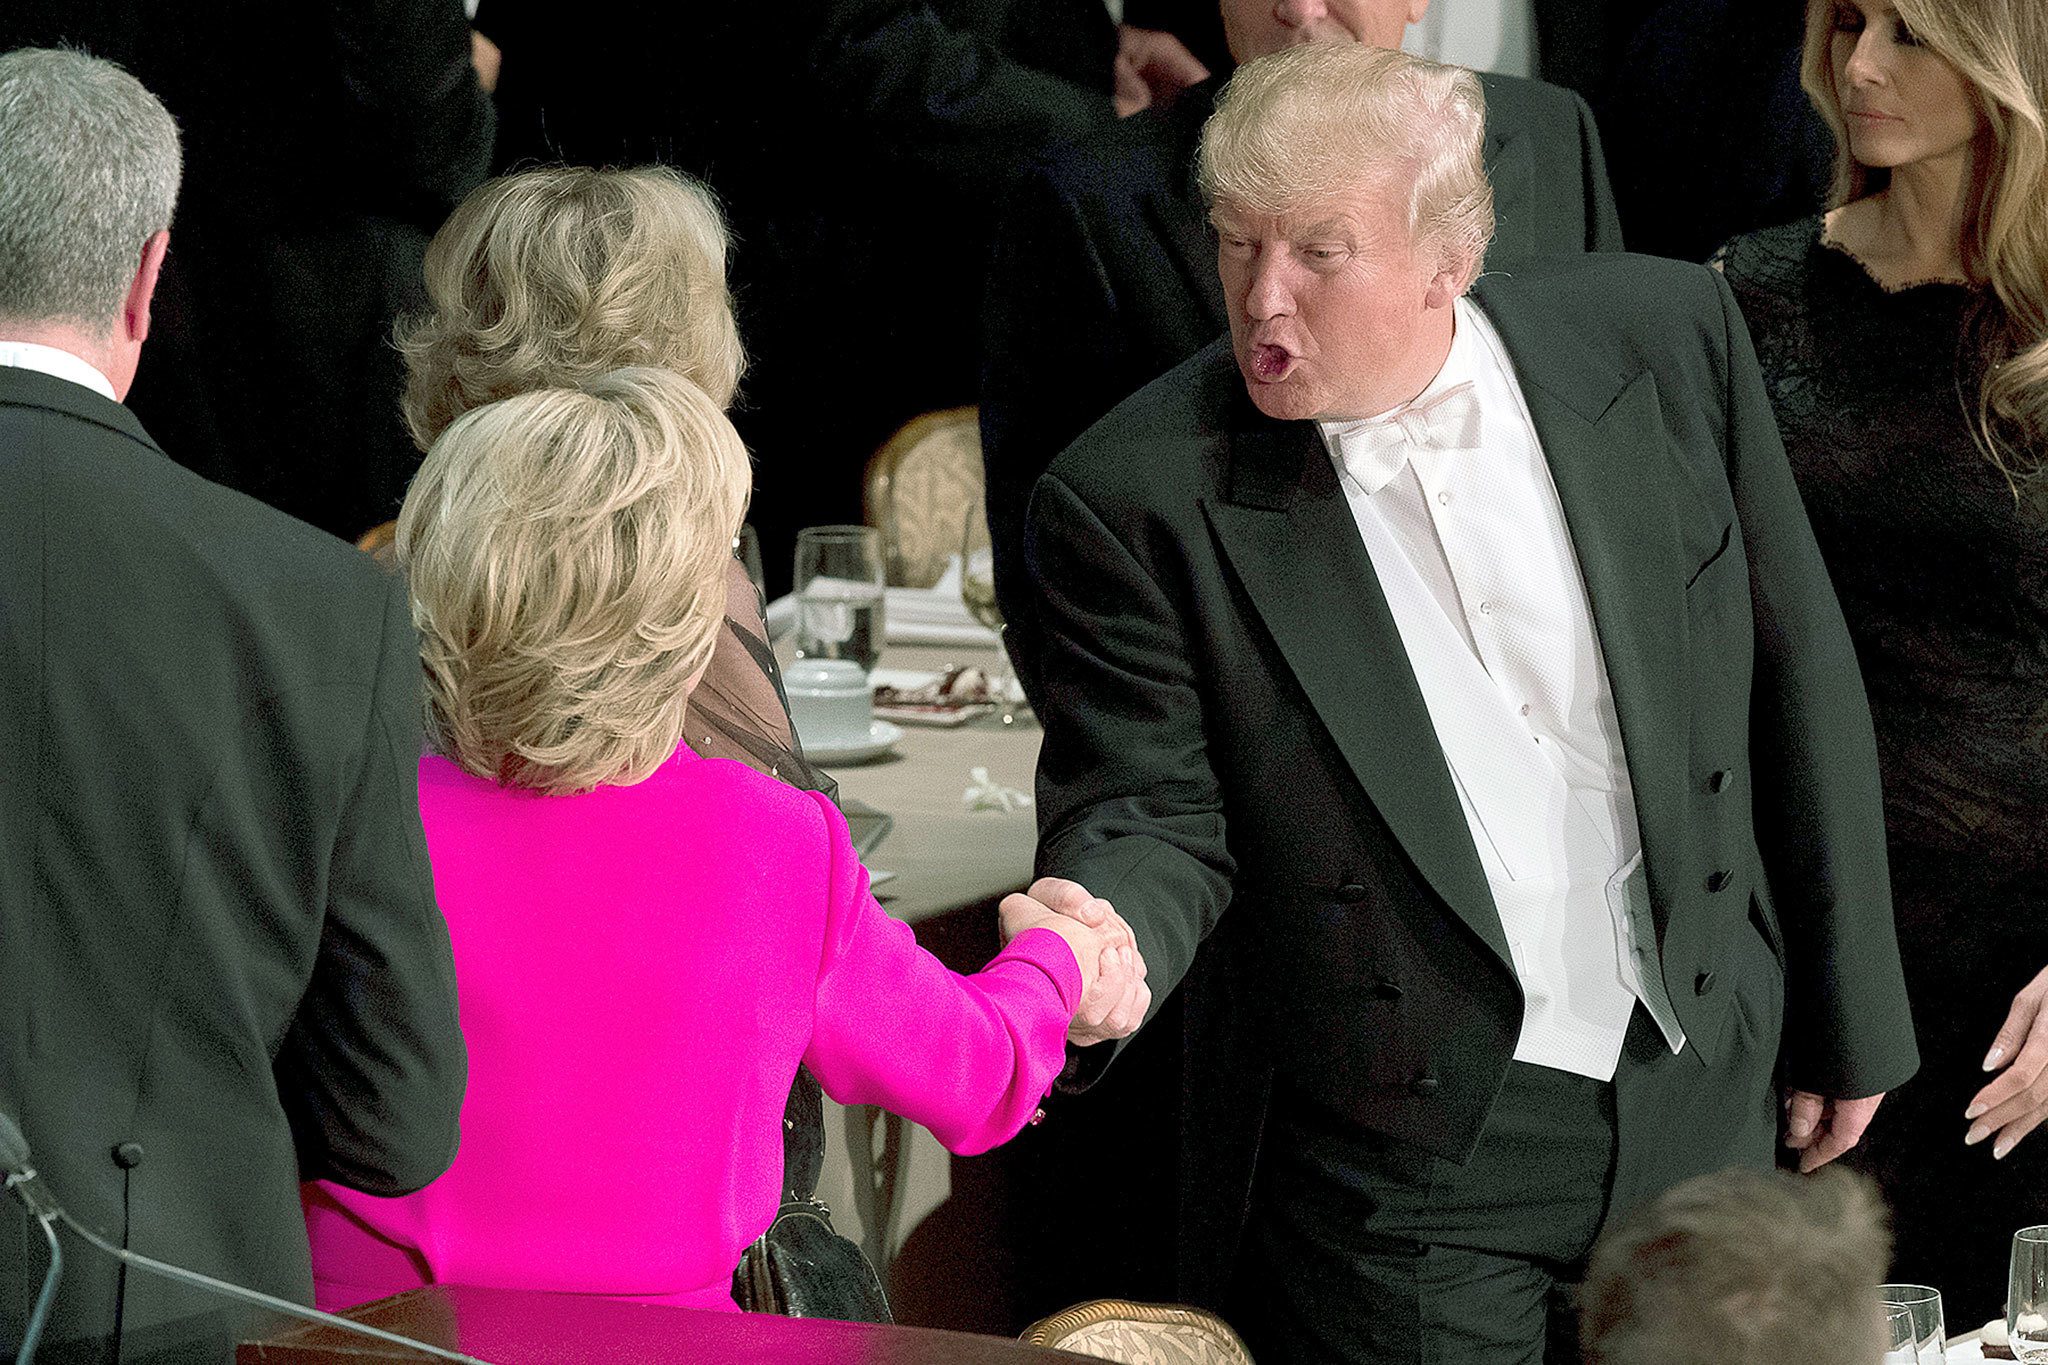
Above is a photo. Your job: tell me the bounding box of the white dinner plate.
[806,720,903,766]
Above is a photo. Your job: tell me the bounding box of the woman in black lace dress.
[1715,0,2048,1321]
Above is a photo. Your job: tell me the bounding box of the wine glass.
[960,503,1018,725]
[793,526,885,673]
[2010,1226,2048,1362]
[1878,1284,1946,1364]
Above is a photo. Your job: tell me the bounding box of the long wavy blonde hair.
[397,368,750,795]
[399,166,745,449]
[1802,0,2048,502]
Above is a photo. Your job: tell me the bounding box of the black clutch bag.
[732,1064,892,1322]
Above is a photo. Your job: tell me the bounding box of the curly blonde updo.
[397,367,752,795]
[400,166,745,449]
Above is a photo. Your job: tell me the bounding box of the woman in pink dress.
[301,368,1110,1311]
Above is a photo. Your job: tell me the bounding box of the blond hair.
[400,166,745,449]
[397,368,751,795]
[1198,43,1495,288]
[1581,1167,1892,1365]
[1803,0,2048,501]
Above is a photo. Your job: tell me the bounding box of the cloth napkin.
[767,557,1001,648]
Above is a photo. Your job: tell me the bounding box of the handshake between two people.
[1000,877,1152,1047]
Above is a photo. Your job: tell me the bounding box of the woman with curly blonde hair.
[301,369,1112,1309]
[1713,0,2048,1318]
[393,164,815,787]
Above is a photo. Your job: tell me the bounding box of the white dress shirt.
[0,341,118,402]
[1403,0,1539,78]
[1319,297,1684,1082]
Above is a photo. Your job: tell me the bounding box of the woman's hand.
[998,877,1150,1045]
[1966,965,2048,1159]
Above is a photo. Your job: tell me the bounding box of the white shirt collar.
[0,340,118,403]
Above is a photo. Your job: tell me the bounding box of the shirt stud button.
[112,1141,144,1169]
[1437,490,1451,505]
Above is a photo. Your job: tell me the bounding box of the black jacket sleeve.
[275,573,467,1195]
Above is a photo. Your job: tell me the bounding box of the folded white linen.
[768,556,1001,647]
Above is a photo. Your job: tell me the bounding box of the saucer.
[805,719,903,766]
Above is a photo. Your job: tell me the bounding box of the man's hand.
[1112,25,1209,118]
[470,31,502,94]
[1964,965,2048,1160]
[1783,1089,1885,1172]
[1000,876,1151,1046]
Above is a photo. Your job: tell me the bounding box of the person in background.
[1578,1167,1893,1365]
[389,165,823,788]
[0,48,466,1358]
[980,0,1623,709]
[1712,0,2048,1324]
[977,0,1624,1316]
[473,0,1206,595]
[1016,42,1916,1362]
[301,367,1130,1310]
[0,0,495,545]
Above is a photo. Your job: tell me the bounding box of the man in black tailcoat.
[0,50,466,1361]
[1012,43,1915,1362]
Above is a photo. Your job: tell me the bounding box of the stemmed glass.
[960,504,1018,725]
[2009,1226,2048,1361]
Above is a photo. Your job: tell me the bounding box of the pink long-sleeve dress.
[302,742,1079,1312]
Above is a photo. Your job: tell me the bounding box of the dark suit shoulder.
[1045,337,1239,510]
[1479,251,1727,342]
[2,381,399,671]
[1476,70,1597,134]
[1024,80,1211,207]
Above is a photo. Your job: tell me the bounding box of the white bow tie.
[1329,381,1484,494]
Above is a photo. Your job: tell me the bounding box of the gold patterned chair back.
[863,406,983,588]
[1020,1300,1257,1365]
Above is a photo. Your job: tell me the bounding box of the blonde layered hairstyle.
[1803,0,2048,498]
[397,368,751,795]
[400,166,745,449]
[1199,44,1495,289]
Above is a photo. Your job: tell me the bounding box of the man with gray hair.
[1579,1167,1893,1365]
[0,48,465,1359]
[1012,43,1916,1362]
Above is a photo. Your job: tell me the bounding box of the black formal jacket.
[0,370,466,1357]
[983,72,1623,691]
[1025,254,1918,1301]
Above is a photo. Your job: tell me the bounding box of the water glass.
[2010,1226,2048,1362]
[1878,1284,1946,1364]
[793,526,885,672]
[1882,1305,1920,1364]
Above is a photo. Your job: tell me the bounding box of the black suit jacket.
[982,72,1623,694]
[1025,255,1917,1300]
[1,0,495,543]
[0,370,466,1356]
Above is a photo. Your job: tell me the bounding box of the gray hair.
[1580,1167,1892,1365]
[0,47,182,329]
[1199,43,1495,287]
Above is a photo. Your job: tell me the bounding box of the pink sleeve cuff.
[990,926,1085,1016]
